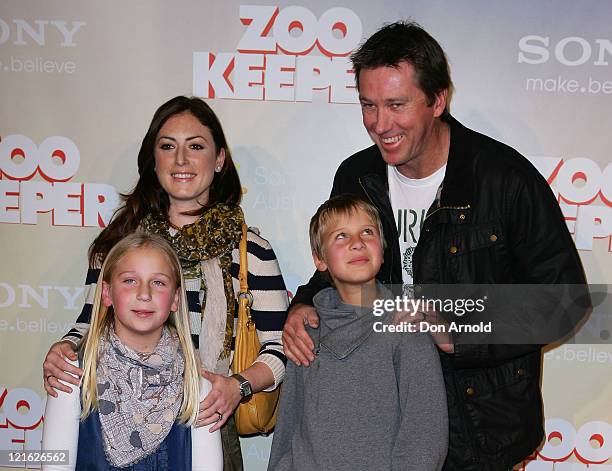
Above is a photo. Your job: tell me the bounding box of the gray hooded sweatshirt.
[268,286,448,471]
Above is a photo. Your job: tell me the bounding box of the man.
[283,21,588,471]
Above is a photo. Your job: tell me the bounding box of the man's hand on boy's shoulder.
[283,303,319,366]
[423,309,455,353]
[393,308,454,354]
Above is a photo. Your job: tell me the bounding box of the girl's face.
[102,246,179,352]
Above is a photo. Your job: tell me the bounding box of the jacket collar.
[439,114,474,208]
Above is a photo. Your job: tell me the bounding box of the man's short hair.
[350,20,453,109]
[309,194,385,261]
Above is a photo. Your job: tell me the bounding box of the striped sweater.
[63,228,289,388]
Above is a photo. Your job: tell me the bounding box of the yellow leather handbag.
[232,224,281,435]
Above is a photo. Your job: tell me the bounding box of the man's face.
[358,61,447,178]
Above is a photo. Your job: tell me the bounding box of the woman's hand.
[196,362,275,431]
[43,341,83,396]
[196,371,242,432]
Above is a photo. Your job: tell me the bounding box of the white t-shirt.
[388,164,446,290]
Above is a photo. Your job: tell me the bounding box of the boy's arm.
[392,334,448,471]
[267,361,300,470]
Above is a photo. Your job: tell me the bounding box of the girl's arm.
[41,362,81,470]
[192,377,223,471]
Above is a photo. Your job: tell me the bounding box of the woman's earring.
[215,166,221,172]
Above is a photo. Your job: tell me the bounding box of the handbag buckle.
[238,290,254,308]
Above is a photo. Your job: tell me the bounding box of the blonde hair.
[309,194,385,261]
[80,232,199,424]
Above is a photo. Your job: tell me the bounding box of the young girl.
[42,233,223,470]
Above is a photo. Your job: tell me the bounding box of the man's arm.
[284,269,332,365]
[453,164,590,368]
[283,163,353,365]
[289,161,350,310]
[285,272,330,365]
[290,270,331,308]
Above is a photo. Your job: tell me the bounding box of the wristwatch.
[232,373,253,401]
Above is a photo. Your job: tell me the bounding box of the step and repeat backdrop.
[0,1,611,469]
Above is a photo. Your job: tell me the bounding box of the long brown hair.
[89,96,242,265]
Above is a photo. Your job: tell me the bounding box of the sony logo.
[518,35,612,66]
[0,18,86,47]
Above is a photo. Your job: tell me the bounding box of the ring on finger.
[45,374,53,381]
[216,411,223,422]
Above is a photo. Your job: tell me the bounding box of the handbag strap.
[238,224,254,318]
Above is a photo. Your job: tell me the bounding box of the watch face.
[235,374,252,398]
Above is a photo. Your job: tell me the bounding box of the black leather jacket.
[293,115,589,470]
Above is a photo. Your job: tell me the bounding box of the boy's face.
[313,208,383,288]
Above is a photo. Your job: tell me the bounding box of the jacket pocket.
[459,354,543,455]
[444,222,509,282]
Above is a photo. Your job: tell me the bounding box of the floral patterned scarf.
[97,326,184,468]
[140,203,244,360]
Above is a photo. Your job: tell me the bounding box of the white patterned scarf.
[96,326,184,468]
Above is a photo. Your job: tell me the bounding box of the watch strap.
[232,373,252,399]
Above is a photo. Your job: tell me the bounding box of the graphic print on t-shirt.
[403,246,414,280]
[388,164,446,289]
[396,209,427,280]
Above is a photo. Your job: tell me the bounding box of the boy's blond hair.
[309,194,385,261]
[80,232,199,424]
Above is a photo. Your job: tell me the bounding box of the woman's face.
[154,112,225,212]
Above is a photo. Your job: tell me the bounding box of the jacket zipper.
[424,202,480,465]
[424,204,471,223]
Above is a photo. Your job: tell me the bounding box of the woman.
[42,96,288,470]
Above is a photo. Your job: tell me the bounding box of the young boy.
[268,195,448,471]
